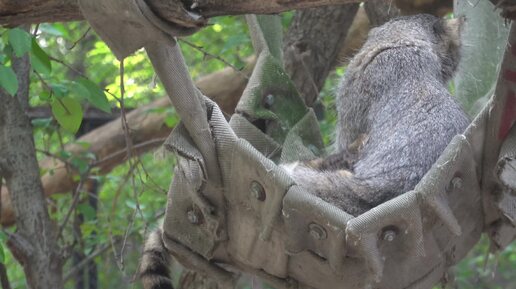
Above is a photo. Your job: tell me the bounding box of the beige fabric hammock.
[78,0,516,288]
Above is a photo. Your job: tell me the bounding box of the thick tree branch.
[174,0,362,17]
[0,0,363,26]
[0,0,81,26]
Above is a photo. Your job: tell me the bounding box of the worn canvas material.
[79,1,516,288]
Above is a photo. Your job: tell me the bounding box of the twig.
[116,59,147,272]
[32,24,39,37]
[35,148,76,169]
[57,175,87,239]
[63,242,111,281]
[49,54,120,101]
[136,159,169,195]
[91,138,166,168]
[68,27,91,50]
[49,55,87,79]
[179,38,249,79]
[106,158,138,273]
[66,209,165,282]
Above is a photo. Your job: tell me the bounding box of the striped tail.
[139,228,174,289]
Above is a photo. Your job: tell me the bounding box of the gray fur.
[139,228,174,289]
[285,14,470,216]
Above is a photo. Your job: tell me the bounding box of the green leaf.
[0,243,4,264]
[50,83,68,97]
[0,231,7,242]
[31,117,53,128]
[51,97,83,133]
[77,204,97,221]
[75,141,92,150]
[57,150,72,160]
[70,156,89,174]
[30,38,51,75]
[164,115,179,128]
[8,28,32,57]
[0,231,6,264]
[38,90,52,101]
[73,78,111,113]
[39,23,65,37]
[0,65,18,95]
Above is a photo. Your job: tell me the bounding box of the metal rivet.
[264,94,275,108]
[250,181,266,201]
[451,177,463,190]
[307,144,320,155]
[382,230,397,242]
[187,209,201,225]
[309,223,327,240]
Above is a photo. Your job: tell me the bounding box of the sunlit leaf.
[30,38,51,75]
[8,28,32,57]
[164,115,179,128]
[73,78,111,113]
[51,97,83,133]
[0,65,18,95]
[38,90,52,101]
[39,23,65,37]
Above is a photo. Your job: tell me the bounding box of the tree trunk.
[283,4,359,107]
[364,0,401,27]
[0,44,63,288]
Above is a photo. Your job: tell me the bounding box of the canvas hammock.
[78,0,516,288]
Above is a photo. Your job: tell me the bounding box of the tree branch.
[193,0,362,17]
[0,0,364,26]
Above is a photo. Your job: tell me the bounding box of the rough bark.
[394,0,452,16]
[283,4,359,107]
[0,0,81,26]
[182,0,362,17]
[0,58,253,226]
[0,50,63,288]
[338,6,370,64]
[0,0,363,26]
[364,0,401,27]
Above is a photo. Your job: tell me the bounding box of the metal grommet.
[250,181,266,201]
[381,226,399,242]
[187,208,202,225]
[264,94,275,109]
[382,230,396,242]
[451,176,463,190]
[309,223,327,240]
